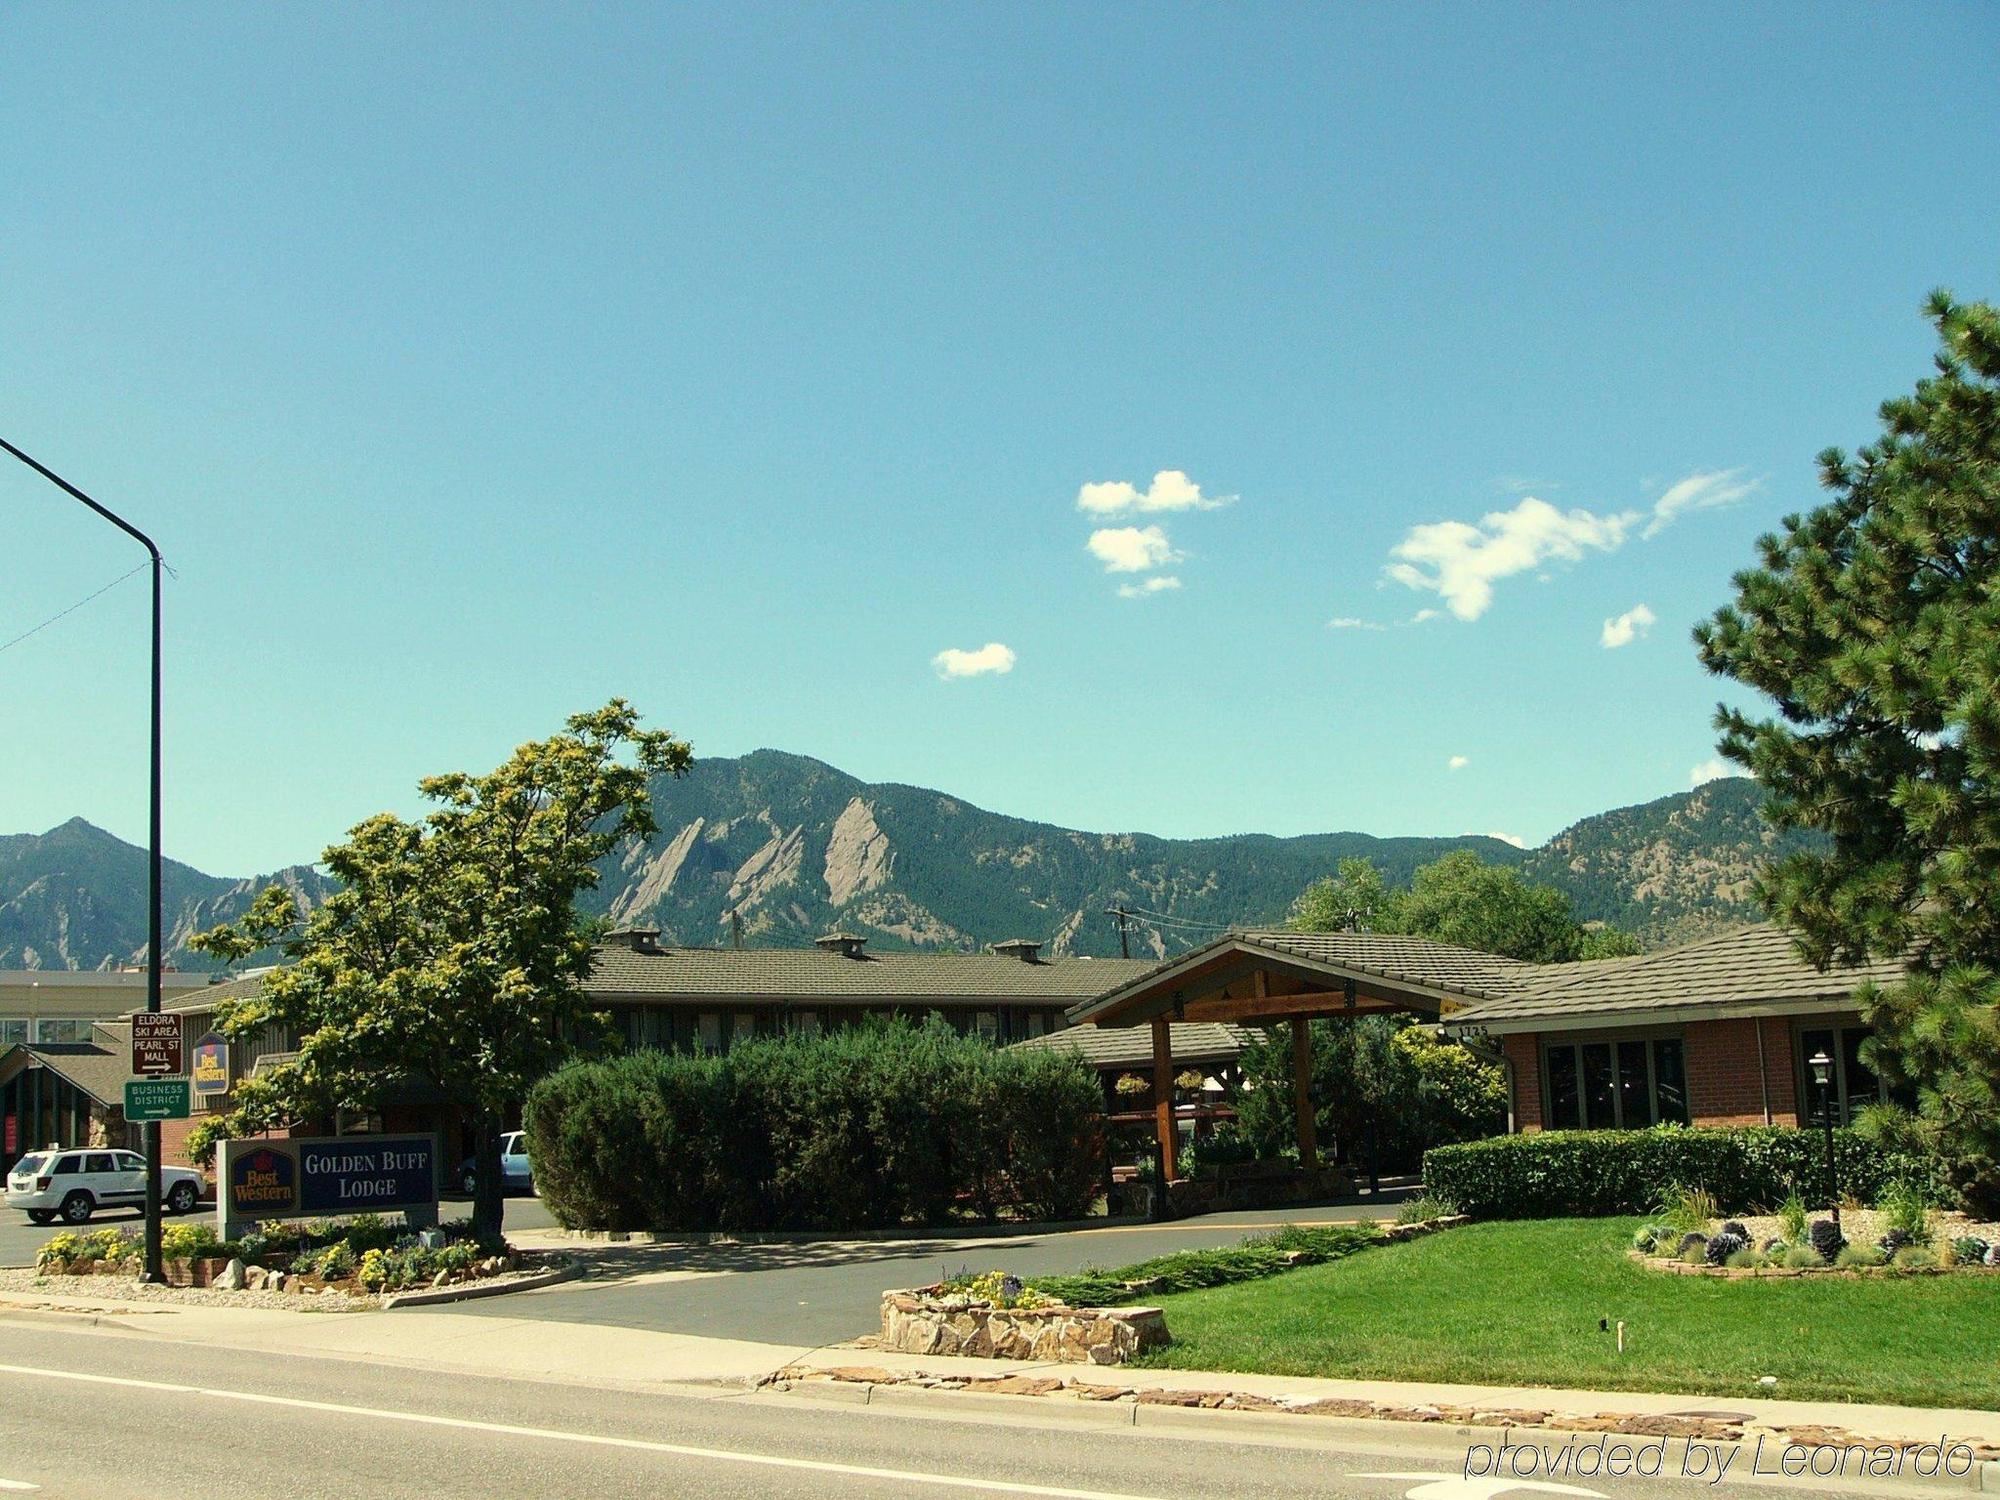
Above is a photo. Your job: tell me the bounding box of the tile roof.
[581,944,1157,1003]
[1009,1021,1256,1069]
[1447,923,1910,1029]
[1232,930,1544,1002]
[21,1042,135,1106]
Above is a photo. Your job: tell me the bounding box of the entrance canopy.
[1066,930,1540,1182]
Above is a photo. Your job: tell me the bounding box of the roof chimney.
[814,931,869,959]
[604,927,663,954]
[989,939,1043,963]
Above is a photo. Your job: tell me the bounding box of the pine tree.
[1696,291,2000,1212]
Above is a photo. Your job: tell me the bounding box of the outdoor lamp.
[1808,1049,1840,1230]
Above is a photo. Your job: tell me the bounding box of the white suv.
[5,1149,206,1224]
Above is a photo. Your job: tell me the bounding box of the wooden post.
[1151,1015,1177,1183]
[1293,1015,1318,1170]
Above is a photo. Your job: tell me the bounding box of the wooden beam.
[1293,1016,1317,1170]
[1151,1016,1177,1183]
[1181,991,1400,1023]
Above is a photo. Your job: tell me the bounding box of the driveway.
[446,1190,1416,1347]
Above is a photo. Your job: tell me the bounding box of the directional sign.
[124,1078,191,1122]
[130,1013,184,1076]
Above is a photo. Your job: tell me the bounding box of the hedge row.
[523,1017,1103,1232]
[1421,1126,1955,1219]
[1029,1222,1383,1308]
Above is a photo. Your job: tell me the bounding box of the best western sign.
[216,1133,440,1236]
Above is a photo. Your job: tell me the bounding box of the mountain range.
[0,750,1807,970]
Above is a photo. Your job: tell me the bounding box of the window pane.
[1616,1041,1651,1128]
[1651,1039,1689,1124]
[697,1013,721,1054]
[1800,1028,1837,1127]
[1840,1028,1879,1122]
[0,1020,27,1046]
[1581,1044,1617,1129]
[1545,1046,1579,1130]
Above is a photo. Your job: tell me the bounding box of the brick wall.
[1686,1017,1797,1127]
[1503,1033,1543,1132]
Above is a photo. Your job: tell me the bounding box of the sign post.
[128,1012,184,1283]
[123,1078,191,1122]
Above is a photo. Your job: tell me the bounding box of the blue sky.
[3,6,1996,875]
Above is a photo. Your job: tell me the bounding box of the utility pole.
[1105,904,1131,959]
[2,438,166,1284]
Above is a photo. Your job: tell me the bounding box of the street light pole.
[1,437,167,1284]
[1807,1048,1840,1234]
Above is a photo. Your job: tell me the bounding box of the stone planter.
[163,1256,235,1288]
[880,1285,1169,1365]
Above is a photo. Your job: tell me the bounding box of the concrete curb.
[0,1302,149,1333]
[381,1259,581,1310]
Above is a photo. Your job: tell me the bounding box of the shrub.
[1422,1127,1954,1219]
[1876,1228,1914,1260]
[1782,1245,1825,1269]
[1725,1248,1762,1269]
[1027,1222,1382,1307]
[1719,1219,1748,1239]
[1808,1218,1847,1262]
[1895,1246,1940,1271]
[1705,1230,1748,1266]
[1677,1233,1709,1265]
[940,1270,1056,1310]
[1181,1123,1259,1181]
[1950,1235,1990,1265]
[1654,1183,1719,1235]
[1632,1224,1669,1253]
[160,1222,222,1262]
[1778,1188,1809,1244]
[1393,1192,1461,1225]
[1875,1179,1937,1250]
[1836,1244,1886,1269]
[526,1016,1104,1232]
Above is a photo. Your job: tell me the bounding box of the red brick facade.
[1506,1015,1807,1132]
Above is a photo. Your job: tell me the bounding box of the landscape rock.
[214,1258,247,1292]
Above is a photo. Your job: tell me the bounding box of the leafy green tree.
[1288,857,1400,934]
[1697,292,2000,1213]
[1290,850,1623,963]
[189,701,692,1236]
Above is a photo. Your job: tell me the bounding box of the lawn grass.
[1131,1217,2000,1411]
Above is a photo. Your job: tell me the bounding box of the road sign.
[124,1078,190,1122]
[130,1012,184,1076]
[190,1032,230,1096]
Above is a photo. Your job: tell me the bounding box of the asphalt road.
[451,1197,1415,1346]
[0,1319,1769,1500]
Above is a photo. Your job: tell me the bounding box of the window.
[1542,1036,1688,1129]
[696,1013,722,1055]
[115,1153,144,1172]
[1799,1024,1881,1127]
[53,1154,83,1174]
[85,1153,118,1175]
[0,1020,27,1046]
[792,1009,819,1037]
[974,1011,998,1042]
[32,1019,91,1044]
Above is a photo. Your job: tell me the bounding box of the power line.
[0,560,153,657]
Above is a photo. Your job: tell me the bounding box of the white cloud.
[1380,470,1757,623]
[1328,616,1386,631]
[1600,603,1658,649]
[1077,470,1228,516]
[1486,831,1527,848]
[1410,608,1442,624]
[1447,755,1469,771]
[1118,576,1182,599]
[1688,756,1731,787]
[932,642,1017,679]
[1087,525,1182,574]
[1643,469,1758,540]
[1385,497,1639,621]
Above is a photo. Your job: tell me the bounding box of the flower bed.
[31,1212,523,1300]
[1629,1201,2000,1278]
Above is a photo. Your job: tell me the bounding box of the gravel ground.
[1710,1208,2000,1250]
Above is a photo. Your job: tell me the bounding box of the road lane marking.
[0,1363,1162,1499]
[1357,1474,1604,1499]
[0,1481,39,1491]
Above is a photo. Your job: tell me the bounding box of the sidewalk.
[5,1277,1997,1467]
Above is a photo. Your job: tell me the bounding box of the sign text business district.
[217,1134,440,1236]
